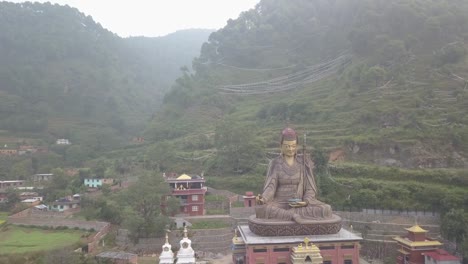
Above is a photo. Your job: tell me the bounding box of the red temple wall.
[246,241,360,264]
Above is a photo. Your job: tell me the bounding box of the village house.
[0,180,25,190]
[19,191,40,200]
[48,195,80,212]
[84,178,114,188]
[0,148,18,156]
[32,173,53,182]
[56,138,71,145]
[21,197,42,206]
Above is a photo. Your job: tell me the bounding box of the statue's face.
[281,139,297,157]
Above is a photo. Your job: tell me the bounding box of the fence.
[334,207,439,217]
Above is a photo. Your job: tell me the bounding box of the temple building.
[164,173,207,216]
[233,225,362,264]
[393,224,456,264]
[243,191,257,208]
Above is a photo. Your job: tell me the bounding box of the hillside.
[147,0,468,171]
[0,2,212,145]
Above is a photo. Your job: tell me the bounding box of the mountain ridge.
[147,0,468,171]
[0,2,212,149]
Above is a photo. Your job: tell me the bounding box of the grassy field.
[0,212,8,221]
[0,226,85,254]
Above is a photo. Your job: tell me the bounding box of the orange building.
[394,225,443,264]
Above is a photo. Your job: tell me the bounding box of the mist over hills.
[1,0,468,170]
[2,2,468,260]
[149,0,468,171]
[0,1,212,143]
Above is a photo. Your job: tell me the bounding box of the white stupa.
[176,227,196,264]
[159,232,174,264]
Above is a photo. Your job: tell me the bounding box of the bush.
[191,220,230,229]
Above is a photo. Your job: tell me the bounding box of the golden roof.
[405,225,428,233]
[176,174,192,180]
[294,238,321,253]
[393,236,442,247]
[398,249,410,255]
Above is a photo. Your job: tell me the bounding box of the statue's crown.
[281,127,297,141]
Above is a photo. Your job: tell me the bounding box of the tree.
[364,66,387,87]
[441,209,468,250]
[43,168,72,202]
[3,189,20,211]
[10,159,32,180]
[166,196,181,216]
[146,142,176,172]
[119,172,172,239]
[65,145,93,166]
[214,121,263,174]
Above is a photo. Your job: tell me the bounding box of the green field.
[0,212,8,221]
[0,226,85,254]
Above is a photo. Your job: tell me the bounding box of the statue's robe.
[261,155,332,221]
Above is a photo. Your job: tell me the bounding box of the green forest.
[1,0,468,263]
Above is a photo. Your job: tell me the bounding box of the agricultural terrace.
[0,225,86,254]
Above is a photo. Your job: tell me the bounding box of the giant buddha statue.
[248,127,341,236]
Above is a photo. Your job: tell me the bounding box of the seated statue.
[255,127,333,224]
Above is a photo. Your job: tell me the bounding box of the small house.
[48,197,80,212]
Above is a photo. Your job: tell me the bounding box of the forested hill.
[0,2,212,139]
[148,0,468,171]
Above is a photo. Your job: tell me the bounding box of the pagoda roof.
[177,174,192,180]
[405,225,428,233]
[393,236,442,247]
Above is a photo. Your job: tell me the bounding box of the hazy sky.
[10,0,260,37]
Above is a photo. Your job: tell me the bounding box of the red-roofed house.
[424,249,461,264]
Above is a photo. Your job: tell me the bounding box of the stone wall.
[336,210,440,241]
[230,207,255,225]
[9,207,78,219]
[8,217,109,231]
[87,223,111,253]
[117,226,234,255]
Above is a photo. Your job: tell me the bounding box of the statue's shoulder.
[295,154,315,167]
[268,156,284,170]
[270,156,283,166]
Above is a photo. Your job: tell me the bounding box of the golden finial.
[183,226,188,238]
[304,237,310,248]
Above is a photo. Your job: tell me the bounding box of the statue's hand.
[289,201,308,208]
[256,194,266,205]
